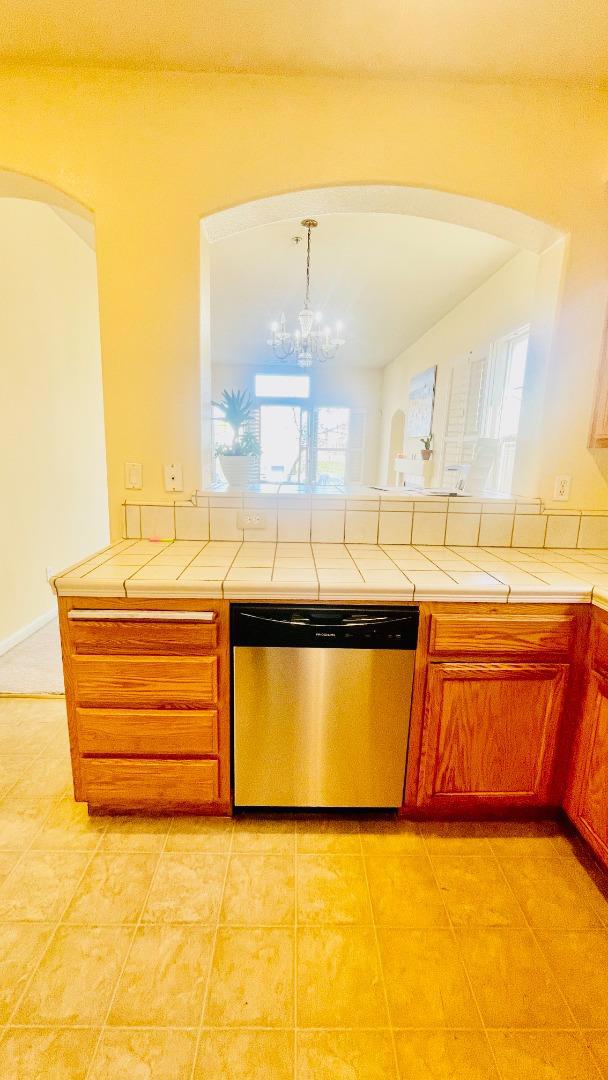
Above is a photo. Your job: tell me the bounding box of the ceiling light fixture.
[267,219,345,367]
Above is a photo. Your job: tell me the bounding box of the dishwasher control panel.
[231,604,419,649]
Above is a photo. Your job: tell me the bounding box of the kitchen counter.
[52,539,608,606]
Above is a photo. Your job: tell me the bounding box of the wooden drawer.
[429,612,575,658]
[68,611,217,655]
[77,707,218,757]
[72,655,218,708]
[81,757,219,810]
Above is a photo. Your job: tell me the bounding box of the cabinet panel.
[82,757,219,811]
[77,707,218,757]
[419,662,567,810]
[69,616,217,655]
[567,670,608,863]
[429,613,574,658]
[72,655,217,709]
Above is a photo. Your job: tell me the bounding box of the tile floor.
[0,698,607,1078]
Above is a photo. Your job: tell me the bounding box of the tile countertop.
[51,540,608,606]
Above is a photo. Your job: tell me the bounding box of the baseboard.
[0,608,56,657]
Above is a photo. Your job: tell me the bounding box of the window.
[441,326,529,494]
[254,373,310,399]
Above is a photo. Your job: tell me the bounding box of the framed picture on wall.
[406,365,436,438]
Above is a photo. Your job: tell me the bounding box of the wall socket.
[237,510,267,529]
[553,474,571,501]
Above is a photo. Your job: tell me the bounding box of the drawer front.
[429,613,575,657]
[73,655,218,708]
[77,708,218,757]
[69,618,217,655]
[82,757,219,810]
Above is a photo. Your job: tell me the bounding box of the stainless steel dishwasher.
[231,604,419,808]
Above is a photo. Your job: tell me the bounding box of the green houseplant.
[213,389,260,488]
[420,434,433,461]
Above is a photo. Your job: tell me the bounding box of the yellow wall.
[379,251,540,490]
[0,68,606,532]
[0,198,108,644]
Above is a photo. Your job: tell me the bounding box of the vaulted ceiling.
[1,0,607,84]
[210,213,521,369]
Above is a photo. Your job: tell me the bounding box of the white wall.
[0,199,109,647]
[212,362,382,483]
[379,250,540,492]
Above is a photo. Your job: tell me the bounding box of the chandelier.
[267,218,345,367]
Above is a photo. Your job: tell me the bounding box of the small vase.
[218,454,256,489]
[421,449,432,461]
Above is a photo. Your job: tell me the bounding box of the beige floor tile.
[10,755,74,799]
[221,853,294,925]
[432,856,526,927]
[297,925,388,1027]
[585,1031,608,1075]
[365,855,448,927]
[30,796,107,850]
[87,1027,197,1080]
[0,799,57,850]
[166,815,233,852]
[0,922,54,1022]
[359,818,426,855]
[205,927,294,1027]
[378,928,479,1028]
[98,815,170,851]
[232,815,296,854]
[394,1030,499,1079]
[64,853,158,924]
[498,856,603,928]
[15,925,132,1024]
[297,853,371,924]
[535,929,608,1026]
[143,852,227,923]
[0,850,90,921]
[296,816,361,853]
[456,927,572,1027]
[420,821,494,856]
[297,1030,397,1079]
[560,856,608,924]
[0,755,37,790]
[488,1030,600,1080]
[486,820,564,857]
[195,1029,294,1080]
[109,924,215,1027]
[0,850,21,883]
[0,1026,100,1080]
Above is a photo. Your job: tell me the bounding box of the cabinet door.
[567,670,608,864]
[418,662,568,811]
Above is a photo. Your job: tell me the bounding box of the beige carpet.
[0,618,64,695]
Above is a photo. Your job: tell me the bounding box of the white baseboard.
[0,608,57,657]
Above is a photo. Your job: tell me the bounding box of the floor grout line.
[188,820,235,1080]
[359,832,402,1080]
[81,825,171,1080]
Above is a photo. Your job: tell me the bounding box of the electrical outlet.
[237,510,267,529]
[163,463,183,492]
[124,462,143,490]
[553,474,571,501]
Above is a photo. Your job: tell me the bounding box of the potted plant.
[420,434,433,461]
[213,389,260,489]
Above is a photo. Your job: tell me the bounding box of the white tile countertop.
[51,540,608,606]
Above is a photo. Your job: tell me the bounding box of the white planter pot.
[218,454,256,489]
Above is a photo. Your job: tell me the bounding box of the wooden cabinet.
[417,661,568,813]
[59,598,231,814]
[564,608,608,866]
[404,603,584,815]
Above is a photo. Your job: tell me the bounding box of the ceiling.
[1,1,608,84]
[210,213,521,369]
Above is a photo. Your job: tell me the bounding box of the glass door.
[259,404,310,484]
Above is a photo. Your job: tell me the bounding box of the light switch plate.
[164,463,183,492]
[124,462,143,489]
